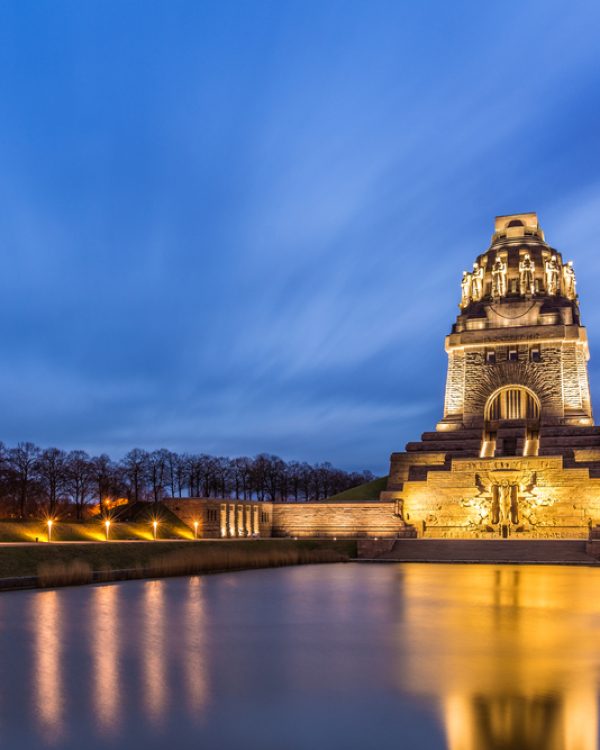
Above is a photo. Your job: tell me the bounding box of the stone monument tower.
[382,213,600,538]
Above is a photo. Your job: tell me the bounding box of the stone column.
[220,504,228,537]
[228,503,236,537]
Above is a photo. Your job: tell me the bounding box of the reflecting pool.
[0,563,599,749]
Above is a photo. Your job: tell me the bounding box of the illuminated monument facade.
[382,212,600,538]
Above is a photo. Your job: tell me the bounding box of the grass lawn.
[326,476,388,501]
[0,538,357,579]
[0,517,194,544]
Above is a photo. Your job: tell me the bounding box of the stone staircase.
[360,539,597,564]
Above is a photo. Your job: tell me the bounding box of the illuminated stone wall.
[400,456,600,539]
[270,502,404,538]
[165,499,404,539]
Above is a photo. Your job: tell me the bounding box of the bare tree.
[65,450,95,520]
[8,442,41,518]
[122,448,148,504]
[146,449,169,506]
[35,447,67,517]
[91,454,122,517]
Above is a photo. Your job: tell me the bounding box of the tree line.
[0,442,375,519]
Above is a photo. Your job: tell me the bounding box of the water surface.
[1,563,599,749]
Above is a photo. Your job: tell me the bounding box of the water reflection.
[183,577,208,715]
[397,565,600,750]
[10,564,600,749]
[33,591,64,743]
[142,581,168,726]
[92,584,121,735]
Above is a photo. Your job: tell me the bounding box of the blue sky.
[1,1,600,473]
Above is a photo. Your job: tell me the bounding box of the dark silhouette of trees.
[65,450,95,521]
[9,442,41,519]
[35,447,67,517]
[0,442,374,519]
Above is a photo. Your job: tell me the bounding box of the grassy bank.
[0,539,357,586]
[0,518,193,543]
[327,476,388,501]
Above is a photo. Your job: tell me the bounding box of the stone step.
[406,441,480,452]
[367,539,596,564]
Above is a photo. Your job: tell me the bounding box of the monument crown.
[493,212,544,240]
[458,213,577,315]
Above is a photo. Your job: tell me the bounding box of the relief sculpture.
[460,472,556,538]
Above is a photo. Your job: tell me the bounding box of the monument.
[382,212,600,539]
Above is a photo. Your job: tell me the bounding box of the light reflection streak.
[93,584,121,735]
[143,581,167,725]
[33,591,64,743]
[184,577,208,716]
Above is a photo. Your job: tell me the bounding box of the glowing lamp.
[193,520,199,540]
[47,519,54,542]
[105,519,111,540]
[152,520,158,540]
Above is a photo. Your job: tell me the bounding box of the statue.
[471,261,484,301]
[519,253,535,296]
[544,255,560,295]
[498,482,512,526]
[463,472,554,536]
[460,270,472,308]
[563,260,577,299]
[491,255,507,298]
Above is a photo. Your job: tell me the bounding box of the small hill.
[325,476,388,502]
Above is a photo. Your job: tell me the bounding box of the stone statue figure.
[463,473,552,536]
[490,481,520,536]
[563,260,576,299]
[491,255,507,298]
[498,482,512,526]
[519,253,535,296]
[460,270,472,308]
[471,261,484,301]
[544,255,560,295]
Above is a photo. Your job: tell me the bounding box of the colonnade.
[220,503,261,537]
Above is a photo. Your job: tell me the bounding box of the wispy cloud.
[0,1,599,470]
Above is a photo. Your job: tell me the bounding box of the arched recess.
[485,385,540,422]
[481,386,540,457]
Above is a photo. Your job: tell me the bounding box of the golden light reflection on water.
[143,580,168,726]
[397,564,600,750]
[184,577,208,715]
[33,591,64,744]
[92,584,121,735]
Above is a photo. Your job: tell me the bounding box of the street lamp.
[152,519,158,540]
[105,519,111,541]
[47,519,53,543]
[193,520,199,540]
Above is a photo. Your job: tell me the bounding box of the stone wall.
[164,499,404,539]
[443,350,465,419]
[400,455,600,539]
[271,502,404,538]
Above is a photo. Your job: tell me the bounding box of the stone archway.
[481,386,541,457]
[485,386,540,421]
